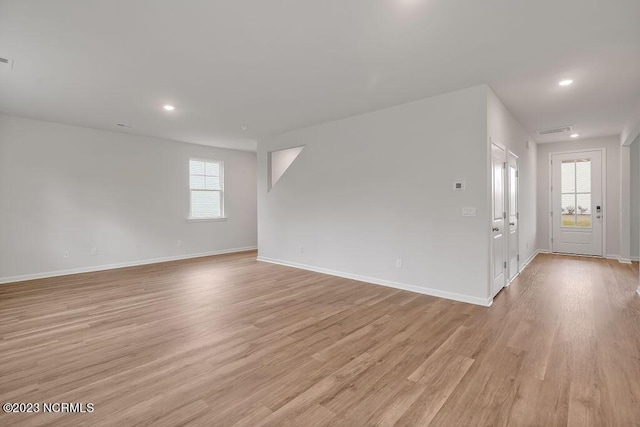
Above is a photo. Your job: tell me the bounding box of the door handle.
[596,215,601,219]
[492,227,500,232]
[509,222,515,226]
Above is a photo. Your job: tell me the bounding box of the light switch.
[462,207,477,217]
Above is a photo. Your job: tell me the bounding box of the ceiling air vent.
[537,125,573,136]
[0,57,14,69]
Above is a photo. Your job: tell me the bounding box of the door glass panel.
[576,160,591,192]
[576,193,591,226]
[560,159,592,228]
[561,193,576,226]
[561,161,575,192]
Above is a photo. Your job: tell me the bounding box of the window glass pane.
[205,175,220,190]
[205,162,220,176]
[191,190,221,218]
[189,160,205,175]
[561,161,575,193]
[190,174,205,190]
[561,193,576,226]
[576,193,592,227]
[576,160,591,193]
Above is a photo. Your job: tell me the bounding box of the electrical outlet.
[91,247,97,256]
[63,250,70,258]
[396,259,403,268]
[177,240,182,247]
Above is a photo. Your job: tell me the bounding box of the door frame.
[507,150,519,283]
[547,148,607,257]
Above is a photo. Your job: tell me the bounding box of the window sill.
[186,217,227,223]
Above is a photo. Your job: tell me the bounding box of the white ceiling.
[1,0,639,150]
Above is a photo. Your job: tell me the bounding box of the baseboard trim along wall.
[537,250,632,264]
[519,250,541,272]
[256,256,494,307]
[505,250,541,287]
[606,254,632,264]
[0,246,258,285]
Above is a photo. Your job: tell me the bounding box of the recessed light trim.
[558,79,573,86]
[570,133,579,138]
[163,105,175,111]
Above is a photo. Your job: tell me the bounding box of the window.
[189,159,223,219]
[561,159,591,227]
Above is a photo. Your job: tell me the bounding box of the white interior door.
[507,152,519,281]
[491,142,506,297]
[551,150,603,256]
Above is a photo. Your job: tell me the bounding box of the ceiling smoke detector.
[537,125,573,136]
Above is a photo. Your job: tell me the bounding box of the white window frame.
[188,158,226,221]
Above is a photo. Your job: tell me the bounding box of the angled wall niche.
[268,145,304,191]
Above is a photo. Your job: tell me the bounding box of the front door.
[491,142,506,297]
[551,150,603,256]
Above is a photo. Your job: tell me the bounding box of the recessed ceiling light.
[163,105,175,111]
[240,125,249,131]
[570,133,579,138]
[558,79,573,86]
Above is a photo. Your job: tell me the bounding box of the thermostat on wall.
[453,181,465,191]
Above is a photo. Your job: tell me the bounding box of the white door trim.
[548,148,607,257]
[507,150,519,283]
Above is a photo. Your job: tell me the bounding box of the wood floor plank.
[0,252,639,426]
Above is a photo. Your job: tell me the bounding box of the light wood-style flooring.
[1,251,639,426]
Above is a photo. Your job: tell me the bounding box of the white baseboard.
[505,250,539,286]
[606,254,632,264]
[539,250,631,264]
[519,250,541,271]
[0,246,258,285]
[256,256,493,307]
[631,256,639,262]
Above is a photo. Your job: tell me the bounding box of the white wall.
[621,98,640,146]
[258,85,493,305]
[0,114,257,282]
[631,136,639,259]
[487,88,538,266]
[269,146,304,190]
[536,136,621,256]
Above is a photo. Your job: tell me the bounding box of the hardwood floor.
[1,251,639,426]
